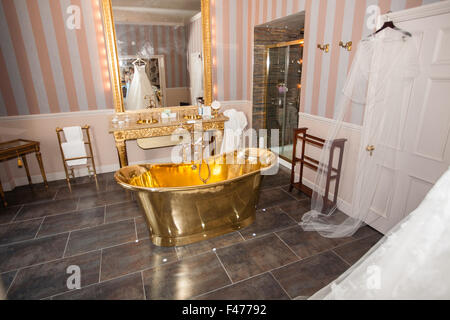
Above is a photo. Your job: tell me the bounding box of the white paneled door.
[365,2,450,233]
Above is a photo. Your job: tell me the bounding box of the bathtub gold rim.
[114,166,272,193]
[114,148,278,193]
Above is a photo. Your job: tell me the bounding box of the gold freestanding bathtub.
[115,148,276,246]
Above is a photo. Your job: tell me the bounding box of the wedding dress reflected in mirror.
[126,60,159,110]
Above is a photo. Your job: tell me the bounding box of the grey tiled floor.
[0,167,382,300]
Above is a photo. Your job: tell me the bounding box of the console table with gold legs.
[109,113,228,168]
[0,139,48,207]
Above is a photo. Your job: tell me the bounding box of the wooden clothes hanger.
[372,12,412,38]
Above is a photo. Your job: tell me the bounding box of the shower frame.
[263,38,304,163]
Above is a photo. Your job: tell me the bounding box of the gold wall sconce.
[339,41,352,51]
[317,44,330,53]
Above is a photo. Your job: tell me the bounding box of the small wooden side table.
[0,139,48,207]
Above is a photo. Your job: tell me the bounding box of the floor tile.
[279,199,311,222]
[276,226,343,259]
[105,201,142,223]
[15,199,78,221]
[0,233,69,273]
[4,186,57,206]
[37,207,105,238]
[7,251,100,300]
[0,218,43,245]
[0,206,22,225]
[260,170,290,190]
[196,273,289,300]
[77,190,133,211]
[53,272,144,300]
[105,179,124,192]
[271,251,349,298]
[96,172,115,183]
[0,270,17,297]
[55,182,107,200]
[175,232,244,259]
[333,234,383,265]
[142,252,231,300]
[239,207,296,240]
[64,219,136,257]
[100,238,177,281]
[216,233,299,282]
[100,190,134,205]
[135,216,151,240]
[68,175,102,186]
[282,186,309,201]
[257,188,297,210]
[352,225,381,240]
[8,183,56,194]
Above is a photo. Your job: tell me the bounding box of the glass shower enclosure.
[264,40,303,161]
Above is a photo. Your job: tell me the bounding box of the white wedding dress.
[310,167,450,299]
[126,64,158,110]
[301,28,421,238]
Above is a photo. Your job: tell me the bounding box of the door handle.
[366,145,375,156]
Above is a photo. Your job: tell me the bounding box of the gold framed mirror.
[101,0,212,113]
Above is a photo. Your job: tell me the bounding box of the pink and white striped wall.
[0,0,113,116]
[210,0,440,125]
[0,0,441,118]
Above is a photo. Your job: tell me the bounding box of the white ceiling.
[112,0,201,25]
[256,11,305,31]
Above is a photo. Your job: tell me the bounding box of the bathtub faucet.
[197,161,211,184]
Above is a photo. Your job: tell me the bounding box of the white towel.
[63,126,83,142]
[220,109,248,154]
[61,141,87,166]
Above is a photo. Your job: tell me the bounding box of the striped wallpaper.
[115,24,189,88]
[210,0,440,124]
[0,0,113,116]
[0,0,441,118]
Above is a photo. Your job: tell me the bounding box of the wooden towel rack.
[289,127,347,213]
[56,125,98,190]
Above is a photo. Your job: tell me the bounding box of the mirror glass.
[112,0,203,111]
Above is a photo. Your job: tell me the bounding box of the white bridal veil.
[300,28,420,238]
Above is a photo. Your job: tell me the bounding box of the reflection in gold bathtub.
[115,148,276,246]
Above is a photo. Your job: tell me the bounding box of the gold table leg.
[215,129,224,154]
[21,155,32,185]
[35,150,48,188]
[115,139,128,168]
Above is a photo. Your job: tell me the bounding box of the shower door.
[265,41,303,161]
